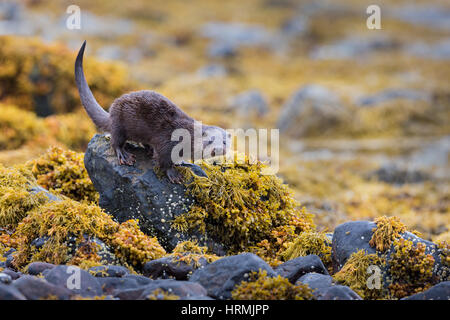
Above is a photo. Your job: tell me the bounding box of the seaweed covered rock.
[0,104,47,150]
[281,231,332,271]
[402,281,450,300]
[189,253,276,300]
[0,164,53,228]
[231,270,315,300]
[85,134,314,256]
[332,220,377,271]
[332,217,450,299]
[29,146,98,204]
[0,36,132,115]
[143,241,219,280]
[10,198,166,270]
[84,134,215,252]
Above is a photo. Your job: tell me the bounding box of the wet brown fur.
[75,41,227,183]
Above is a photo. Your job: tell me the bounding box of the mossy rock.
[84,134,220,253]
[84,134,315,257]
[331,217,450,299]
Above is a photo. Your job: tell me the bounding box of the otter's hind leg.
[111,125,136,166]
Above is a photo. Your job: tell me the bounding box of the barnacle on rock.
[437,241,450,268]
[173,157,315,255]
[387,238,436,299]
[29,146,98,204]
[231,270,314,300]
[369,216,407,252]
[333,249,385,299]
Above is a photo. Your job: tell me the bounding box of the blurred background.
[0,0,449,240]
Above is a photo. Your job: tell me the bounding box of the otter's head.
[201,125,232,159]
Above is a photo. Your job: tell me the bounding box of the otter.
[75,41,231,183]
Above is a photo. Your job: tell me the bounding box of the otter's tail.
[75,41,110,131]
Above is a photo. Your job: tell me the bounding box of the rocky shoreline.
[0,135,448,300]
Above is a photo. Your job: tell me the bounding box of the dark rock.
[84,134,224,253]
[332,221,377,272]
[281,14,309,37]
[368,164,430,185]
[0,284,26,300]
[405,40,450,60]
[199,22,279,58]
[2,268,20,280]
[143,255,209,280]
[114,287,147,300]
[5,255,15,269]
[88,265,129,278]
[356,89,431,107]
[26,262,55,276]
[310,36,398,60]
[44,265,102,297]
[389,5,450,31]
[184,295,214,300]
[384,231,447,281]
[410,136,450,170]
[402,281,450,300]
[189,253,276,299]
[277,85,344,136]
[0,273,12,285]
[317,285,362,300]
[30,237,49,250]
[96,277,142,295]
[296,273,334,298]
[2,248,16,258]
[0,2,22,21]
[123,274,153,286]
[13,275,72,300]
[139,279,208,299]
[275,255,328,283]
[196,64,227,78]
[229,89,269,117]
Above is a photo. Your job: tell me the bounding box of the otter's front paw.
[166,167,184,184]
[117,149,136,166]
